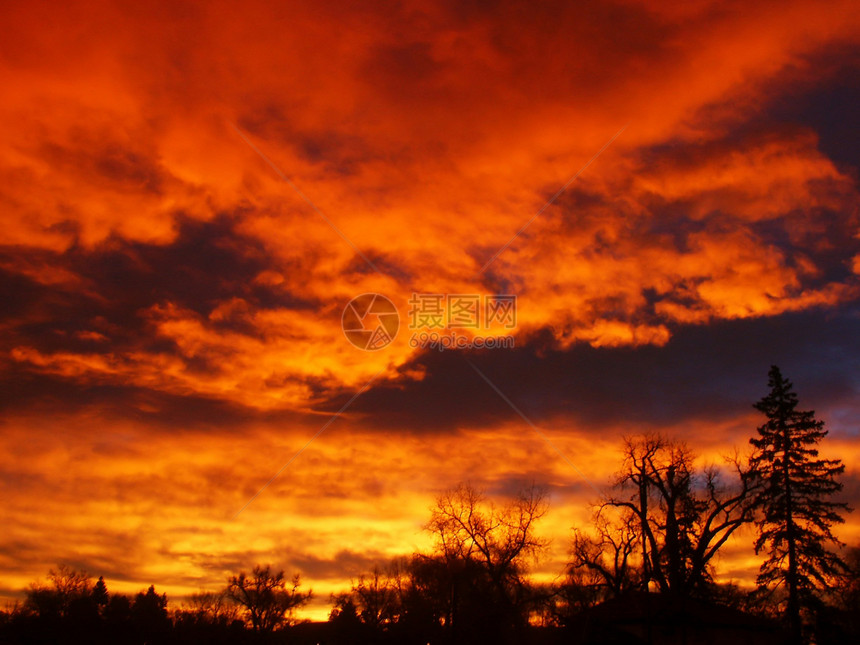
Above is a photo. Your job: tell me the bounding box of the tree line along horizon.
[2,365,857,645]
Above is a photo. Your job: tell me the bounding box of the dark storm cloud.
[0,260,58,325]
[288,549,398,581]
[158,546,398,585]
[68,213,315,319]
[1,211,318,350]
[443,0,674,89]
[486,472,594,500]
[753,42,860,171]
[334,305,860,436]
[237,104,393,176]
[364,41,441,91]
[40,137,167,196]
[0,364,317,432]
[0,526,150,585]
[0,212,330,426]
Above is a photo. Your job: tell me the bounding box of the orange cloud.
[1,0,859,621]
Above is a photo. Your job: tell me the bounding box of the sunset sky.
[1,0,859,620]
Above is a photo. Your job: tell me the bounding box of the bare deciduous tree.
[225,564,311,632]
[603,435,757,596]
[426,482,548,634]
[569,507,641,599]
[429,483,548,578]
[25,565,93,618]
[182,589,239,625]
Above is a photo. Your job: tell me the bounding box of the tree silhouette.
[7,568,169,644]
[329,555,451,644]
[396,554,454,642]
[825,544,860,641]
[24,565,94,619]
[425,483,548,641]
[331,564,403,631]
[604,434,757,597]
[181,590,240,626]
[104,593,131,619]
[225,564,311,633]
[569,507,641,600]
[92,577,109,613]
[328,595,368,643]
[131,585,170,643]
[750,365,851,643]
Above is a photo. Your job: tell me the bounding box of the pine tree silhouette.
[750,365,851,643]
[92,576,109,611]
